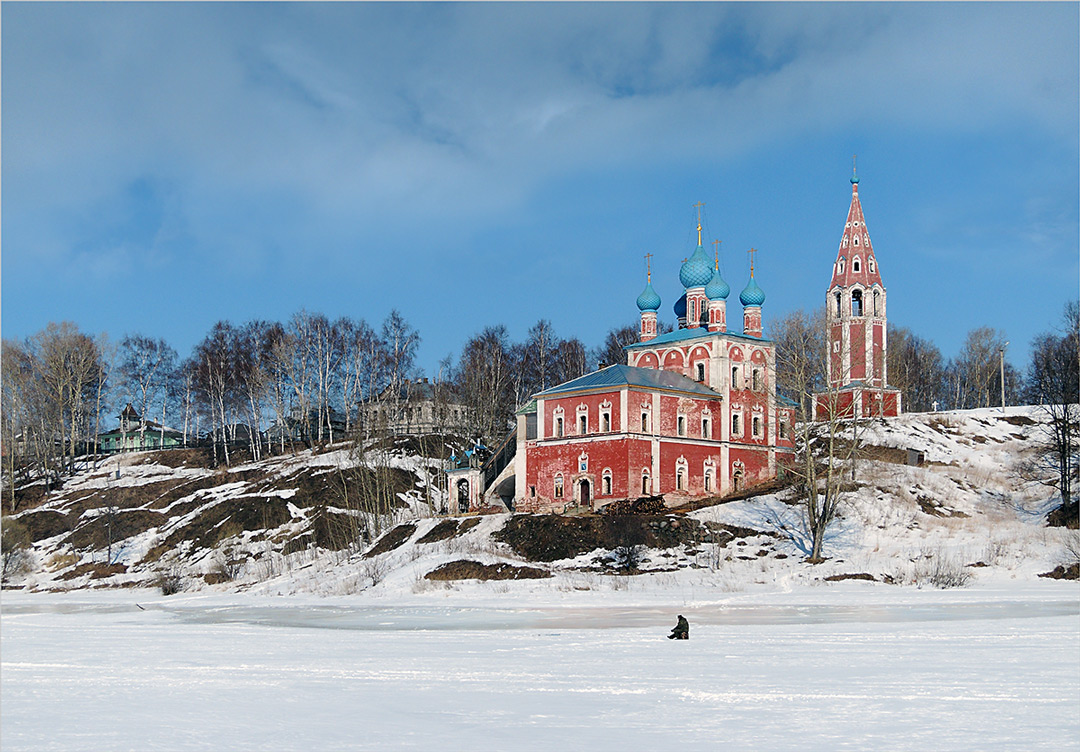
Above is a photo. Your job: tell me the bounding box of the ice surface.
[3,585,1077,751]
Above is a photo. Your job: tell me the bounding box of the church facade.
[513,212,796,514]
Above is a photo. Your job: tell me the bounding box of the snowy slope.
[5,407,1077,597]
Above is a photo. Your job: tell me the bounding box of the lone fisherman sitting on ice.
[668,615,689,640]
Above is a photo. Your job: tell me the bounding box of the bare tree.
[118,334,177,448]
[950,327,1014,409]
[458,325,516,445]
[592,323,639,371]
[888,325,946,412]
[1025,302,1079,524]
[772,307,862,561]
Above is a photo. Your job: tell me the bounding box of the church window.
[554,474,564,498]
[530,485,536,498]
[853,258,860,273]
[835,292,842,317]
[642,470,651,494]
[579,415,587,434]
[752,368,762,391]
[676,468,685,491]
[732,366,740,388]
[838,258,845,274]
[732,413,741,436]
[779,420,788,439]
[853,236,859,246]
[869,257,876,273]
[677,415,687,437]
[852,290,863,316]
[833,341,840,353]
[704,469,713,493]
[752,416,762,438]
[555,417,563,437]
[641,412,649,432]
[602,470,612,496]
[702,416,711,438]
[873,290,880,316]
[696,362,706,382]
[601,410,611,432]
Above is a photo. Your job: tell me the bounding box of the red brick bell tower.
[817,164,901,418]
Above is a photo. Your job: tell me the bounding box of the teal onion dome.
[679,245,713,288]
[674,292,687,318]
[636,281,661,312]
[705,268,730,300]
[739,277,766,307]
[851,172,860,185]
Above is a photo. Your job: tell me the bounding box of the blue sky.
[3,2,1078,375]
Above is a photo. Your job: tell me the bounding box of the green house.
[99,404,183,453]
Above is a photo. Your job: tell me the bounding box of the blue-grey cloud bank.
[3,2,1077,371]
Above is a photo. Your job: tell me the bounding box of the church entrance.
[457,479,470,513]
[578,479,591,507]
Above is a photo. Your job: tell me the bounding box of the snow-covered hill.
[5,407,1077,596]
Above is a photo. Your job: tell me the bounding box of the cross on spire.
[693,201,705,245]
[712,239,721,270]
[644,253,653,282]
[748,247,758,277]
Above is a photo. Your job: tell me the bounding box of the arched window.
[838,258,845,274]
[873,290,880,316]
[853,236,859,246]
[731,413,741,435]
[554,474,564,498]
[869,257,876,273]
[835,292,842,317]
[752,368,761,391]
[852,290,863,317]
[853,258,861,273]
[697,362,706,382]
[676,468,685,490]
[752,415,762,438]
[601,410,611,432]
[579,415,587,434]
[701,416,711,438]
[642,470,651,495]
[641,411,649,432]
[677,415,687,437]
[732,366,740,388]
[555,416,564,437]
[602,470,612,496]
[704,469,713,493]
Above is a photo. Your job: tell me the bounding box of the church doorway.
[578,479,591,507]
[457,479,470,513]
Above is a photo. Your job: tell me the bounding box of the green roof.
[533,364,721,399]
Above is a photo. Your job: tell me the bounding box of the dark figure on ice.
[668,614,689,640]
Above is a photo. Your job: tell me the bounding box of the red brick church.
[512,205,798,513]
[447,172,900,513]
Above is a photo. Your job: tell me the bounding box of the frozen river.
[3,585,1078,751]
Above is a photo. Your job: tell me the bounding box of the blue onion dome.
[705,267,730,300]
[679,244,713,288]
[674,292,687,318]
[636,281,661,311]
[739,276,766,307]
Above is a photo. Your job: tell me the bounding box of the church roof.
[830,170,884,291]
[623,327,772,350]
[533,364,721,399]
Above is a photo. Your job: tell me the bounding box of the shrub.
[157,569,183,596]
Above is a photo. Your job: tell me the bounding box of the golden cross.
[748,247,758,277]
[644,253,653,282]
[712,239,721,270]
[692,201,705,245]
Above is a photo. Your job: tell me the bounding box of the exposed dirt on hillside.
[424,559,551,581]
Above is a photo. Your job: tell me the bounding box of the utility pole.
[999,341,1009,413]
